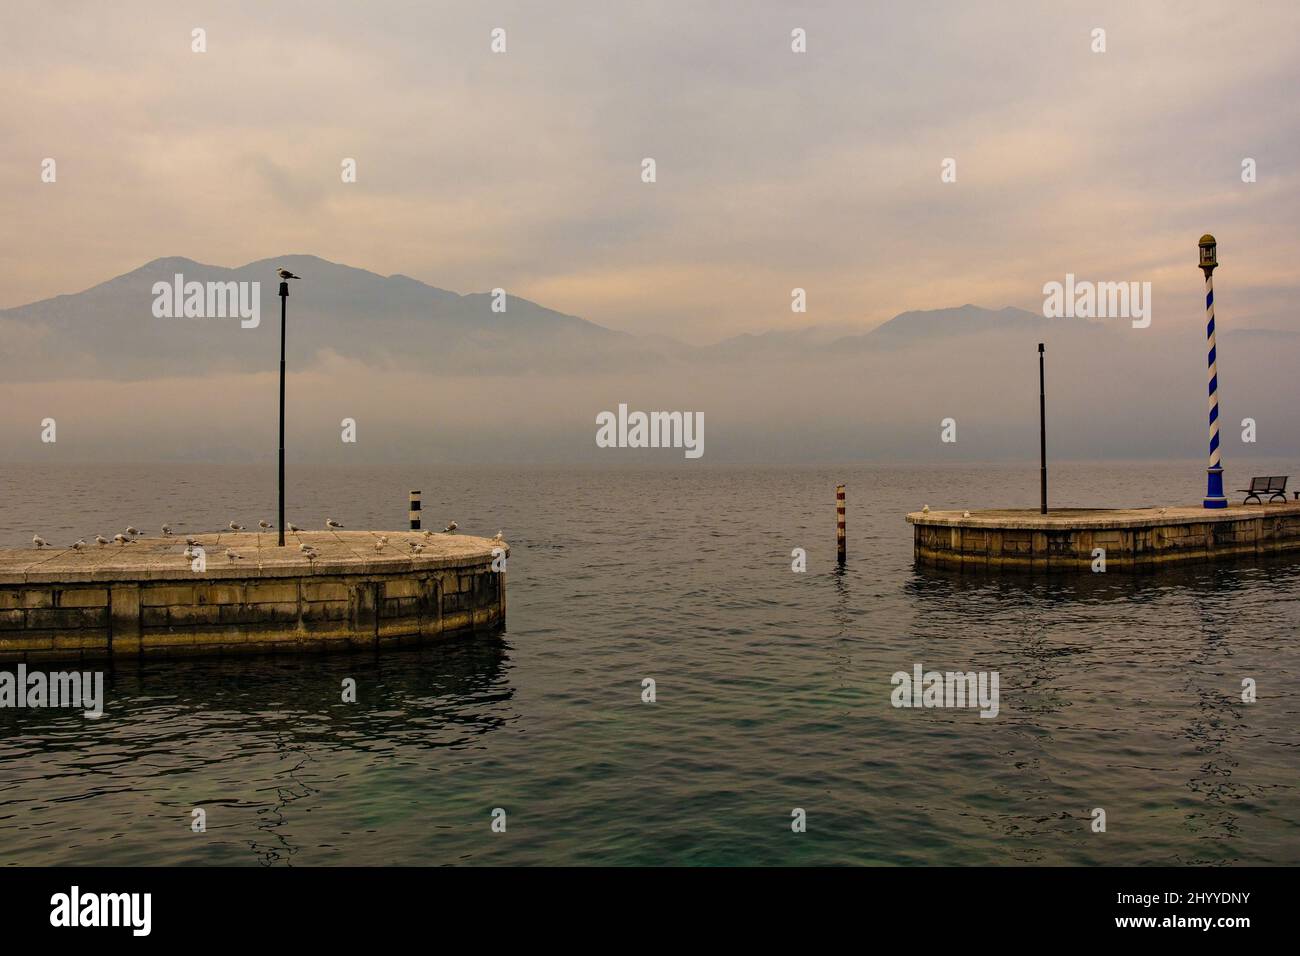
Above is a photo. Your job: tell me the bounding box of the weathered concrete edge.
[906,508,1297,530]
[915,539,1300,571]
[0,551,505,586]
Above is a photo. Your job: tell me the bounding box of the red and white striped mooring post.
[836,484,846,565]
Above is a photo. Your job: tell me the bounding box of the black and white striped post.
[409,490,421,530]
[836,484,846,565]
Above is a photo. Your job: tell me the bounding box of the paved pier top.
[907,502,1300,530]
[0,531,507,585]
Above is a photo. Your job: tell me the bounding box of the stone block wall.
[0,564,505,663]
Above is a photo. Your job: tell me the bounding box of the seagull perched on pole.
[277,267,301,281]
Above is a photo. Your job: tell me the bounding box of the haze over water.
[2,460,1297,866]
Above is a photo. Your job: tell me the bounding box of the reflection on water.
[0,460,1297,865]
[0,637,512,866]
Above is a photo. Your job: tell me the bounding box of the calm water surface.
[1,460,1297,865]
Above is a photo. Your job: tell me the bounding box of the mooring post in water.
[1038,343,1047,515]
[409,490,421,530]
[1199,234,1227,509]
[836,484,846,565]
[278,280,289,546]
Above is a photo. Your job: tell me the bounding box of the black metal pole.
[278,281,288,546]
[1038,342,1047,515]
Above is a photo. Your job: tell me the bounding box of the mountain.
[0,255,652,381]
[867,305,1057,339]
[5,259,1287,386]
[3,257,1297,464]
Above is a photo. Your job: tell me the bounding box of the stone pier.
[907,503,1300,571]
[0,531,507,662]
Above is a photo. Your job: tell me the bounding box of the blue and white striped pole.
[1199,234,1226,509]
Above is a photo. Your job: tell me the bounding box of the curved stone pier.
[907,503,1300,571]
[0,531,507,662]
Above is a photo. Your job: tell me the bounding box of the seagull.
[492,530,504,542]
[125,526,141,537]
[287,522,302,532]
[259,520,273,530]
[225,548,243,562]
[113,533,132,545]
[277,267,301,281]
[326,519,344,529]
[229,521,245,532]
[300,547,319,561]
[922,505,930,514]
[374,539,385,552]
[32,535,47,548]
[161,524,174,536]
[71,539,86,551]
[409,542,424,554]
[95,535,110,548]
[963,511,971,518]
[443,521,458,534]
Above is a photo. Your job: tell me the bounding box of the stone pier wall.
[908,505,1300,572]
[0,532,507,662]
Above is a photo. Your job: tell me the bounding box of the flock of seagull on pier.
[30,518,497,564]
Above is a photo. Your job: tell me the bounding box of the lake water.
[1,459,1298,865]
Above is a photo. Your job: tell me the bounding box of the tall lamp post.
[278,277,289,545]
[1199,235,1227,509]
[1038,343,1047,515]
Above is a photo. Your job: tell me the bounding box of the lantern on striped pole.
[836,484,846,565]
[409,490,422,530]
[1199,235,1227,509]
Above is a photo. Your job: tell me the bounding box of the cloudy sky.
[3,0,1298,344]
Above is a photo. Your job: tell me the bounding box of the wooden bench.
[1239,476,1288,504]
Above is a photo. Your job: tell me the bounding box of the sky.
[3,0,1299,345]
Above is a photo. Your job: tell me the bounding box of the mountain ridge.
[2,256,1115,382]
